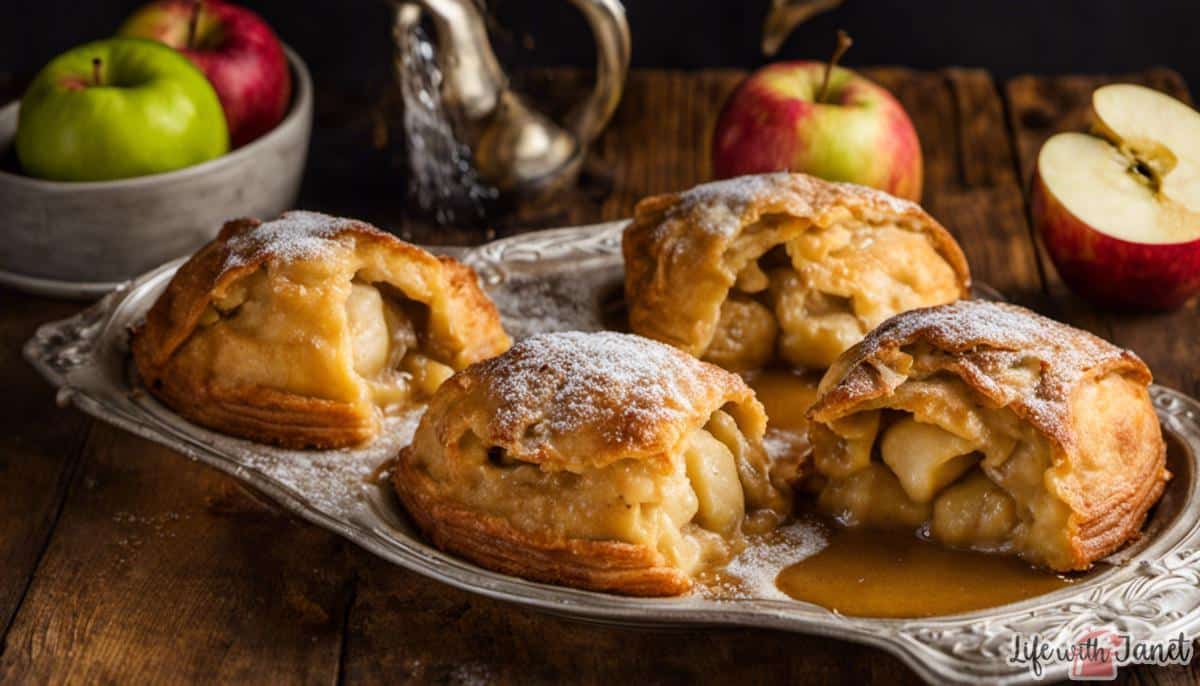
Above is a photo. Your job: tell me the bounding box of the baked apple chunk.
[624,172,971,371]
[392,332,793,596]
[807,301,1168,571]
[132,211,511,449]
[343,281,456,404]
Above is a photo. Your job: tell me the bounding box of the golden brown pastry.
[392,331,792,596]
[806,300,1168,571]
[623,172,971,370]
[132,211,511,449]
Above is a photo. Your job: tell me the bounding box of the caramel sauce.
[745,367,823,435]
[743,368,1078,617]
[774,521,1077,617]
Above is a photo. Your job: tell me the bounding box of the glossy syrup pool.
[728,367,1083,618]
[773,521,1078,618]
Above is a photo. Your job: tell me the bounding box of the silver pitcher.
[393,0,630,205]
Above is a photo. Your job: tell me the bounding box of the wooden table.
[2,67,1199,684]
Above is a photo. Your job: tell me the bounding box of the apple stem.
[817,30,853,104]
[186,0,201,49]
[92,58,102,87]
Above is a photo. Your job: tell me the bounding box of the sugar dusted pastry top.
[649,171,923,239]
[623,172,971,370]
[133,211,511,449]
[460,331,766,472]
[810,300,1152,447]
[137,211,507,372]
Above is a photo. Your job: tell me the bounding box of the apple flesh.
[1034,84,1200,310]
[119,0,291,148]
[712,61,922,201]
[16,38,228,182]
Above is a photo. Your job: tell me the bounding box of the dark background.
[5,0,1199,100]
[4,0,1197,231]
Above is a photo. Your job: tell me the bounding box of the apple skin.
[1032,172,1200,310]
[712,61,922,201]
[119,0,291,148]
[16,38,228,182]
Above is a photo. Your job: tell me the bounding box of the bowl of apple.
[0,0,312,298]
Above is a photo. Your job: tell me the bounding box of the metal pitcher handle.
[565,0,631,145]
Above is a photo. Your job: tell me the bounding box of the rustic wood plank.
[586,68,746,219]
[0,424,354,684]
[0,290,92,642]
[938,68,1050,308]
[1005,70,1200,396]
[340,554,924,685]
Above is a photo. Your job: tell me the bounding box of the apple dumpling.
[623,172,971,371]
[807,300,1168,571]
[132,211,511,449]
[391,331,793,596]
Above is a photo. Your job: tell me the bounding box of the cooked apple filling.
[343,281,455,406]
[811,368,1078,567]
[184,270,455,413]
[704,218,964,371]
[409,409,787,575]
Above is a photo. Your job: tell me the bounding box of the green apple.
[16,38,228,182]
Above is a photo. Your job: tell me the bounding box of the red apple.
[118,0,291,147]
[711,33,922,201]
[1033,84,1200,310]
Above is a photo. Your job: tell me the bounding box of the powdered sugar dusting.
[670,172,917,237]
[228,410,423,517]
[481,331,724,450]
[698,519,828,600]
[676,173,788,236]
[488,271,615,339]
[221,211,361,270]
[823,300,1146,446]
[680,172,790,208]
[855,300,1106,361]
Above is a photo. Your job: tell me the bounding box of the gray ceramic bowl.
[0,46,313,299]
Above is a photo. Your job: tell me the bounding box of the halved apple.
[1032,84,1200,310]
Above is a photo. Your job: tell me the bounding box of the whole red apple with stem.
[712,31,923,201]
[119,0,291,147]
[1032,84,1200,310]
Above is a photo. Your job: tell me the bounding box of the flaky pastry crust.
[132,212,510,449]
[392,332,790,596]
[623,172,971,370]
[808,300,1168,570]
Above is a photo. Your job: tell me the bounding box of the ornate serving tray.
[25,221,1200,684]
